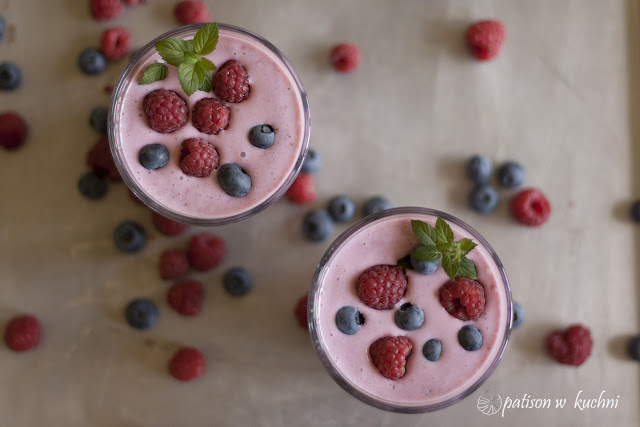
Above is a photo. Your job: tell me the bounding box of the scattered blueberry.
[302,209,334,242]
[335,306,364,335]
[0,15,5,41]
[78,172,108,200]
[125,298,159,330]
[468,185,499,214]
[90,106,109,134]
[0,62,22,91]
[458,325,483,351]
[630,200,640,223]
[422,338,442,362]
[217,163,251,197]
[628,335,640,361]
[327,195,356,223]
[466,155,492,185]
[394,303,425,331]
[248,124,275,149]
[78,48,107,75]
[301,148,321,173]
[410,245,439,275]
[497,161,525,188]
[139,143,170,170]
[362,196,392,217]
[223,266,253,297]
[512,301,524,329]
[113,221,147,253]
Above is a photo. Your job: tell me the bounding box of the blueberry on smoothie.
[469,185,499,214]
[458,325,483,351]
[217,163,251,197]
[302,209,334,242]
[248,124,275,149]
[422,338,442,362]
[327,195,356,223]
[497,161,525,188]
[335,306,364,335]
[394,303,425,331]
[78,172,108,200]
[0,62,22,91]
[113,221,147,253]
[466,154,492,185]
[125,298,159,330]
[301,148,321,173]
[223,266,253,297]
[78,48,107,75]
[410,245,439,275]
[90,106,109,134]
[362,196,392,217]
[139,143,170,170]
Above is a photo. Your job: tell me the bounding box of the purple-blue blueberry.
[218,163,252,197]
[90,106,109,134]
[327,195,356,223]
[422,338,442,361]
[362,196,392,217]
[0,62,22,91]
[335,306,364,335]
[469,185,499,214]
[223,267,253,297]
[248,124,275,149]
[78,48,106,75]
[139,143,170,170]
[125,298,159,330]
[497,161,525,188]
[458,325,483,351]
[301,148,321,173]
[302,209,334,242]
[466,154,492,185]
[113,221,147,253]
[78,172,108,200]
[410,245,439,275]
[394,303,425,331]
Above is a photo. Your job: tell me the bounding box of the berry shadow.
[513,322,558,359]
[612,199,633,223]
[423,19,470,62]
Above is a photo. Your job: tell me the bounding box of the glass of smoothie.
[108,23,310,226]
[308,207,512,413]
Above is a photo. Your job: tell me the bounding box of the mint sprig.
[140,63,168,85]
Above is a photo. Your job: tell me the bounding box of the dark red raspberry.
[187,232,226,271]
[192,98,230,135]
[90,0,124,21]
[546,324,592,366]
[169,347,206,381]
[159,248,189,280]
[100,27,132,60]
[0,111,28,150]
[4,314,41,352]
[179,138,219,177]
[511,188,551,226]
[330,43,361,73]
[151,211,189,236]
[356,265,407,310]
[369,336,413,380]
[465,20,506,61]
[167,279,204,316]
[174,1,210,25]
[87,136,121,181]
[294,293,308,329]
[212,60,250,103]
[439,277,486,321]
[143,89,188,133]
[286,173,316,204]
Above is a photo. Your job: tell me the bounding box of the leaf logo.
[477,390,502,415]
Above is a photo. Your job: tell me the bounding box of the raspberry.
[356,265,407,310]
[169,347,206,381]
[212,60,250,103]
[192,98,230,135]
[87,136,121,181]
[511,188,551,226]
[151,211,189,236]
[546,324,593,366]
[369,336,413,380]
[465,20,506,61]
[286,173,316,204]
[179,138,219,177]
[439,277,486,321]
[100,27,131,60]
[294,293,308,329]
[167,279,204,316]
[4,314,41,352]
[143,89,188,133]
[90,0,124,21]
[159,248,189,280]
[330,43,361,73]
[174,1,210,26]
[0,111,28,150]
[187,232,226,271]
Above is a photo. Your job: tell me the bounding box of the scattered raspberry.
[212,60,250,103]
[465,20,506,61]
[100,27,132,60]
[187,232,226,271]
[179,138,219,177]
[546,324,593,366]
[159,248,189,280]
[90,0,124,21]
[439,277,486,321]
[294,293,308,329]
[151,211,189,236]
[192,98,230,135]
[87,136,121,181]
[356,265,407,310]
[511,188,551,226]
[369,336,413,380]
[286,173,316,204]
[143,89,188,133]
[0,111,28,150]
[330,43,361,73]
[174,1,210,25]
[169,347,206,381]
[4,314,41,352]
[167,279,204,316]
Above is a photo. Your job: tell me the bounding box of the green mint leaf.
[397,255,413,270]
[411,220,436,246]
[155,38,193,67]
[178,62,202,96]
[193,23,219,55]
[441,253,461,280]
[184,52,200,64]
[411,245,441,262]
[435,217,455,252]
[458,257,478,280]
[199,57,216,71]
[139,63,168,85]
[457,238,477,257]
[199,71,213,92]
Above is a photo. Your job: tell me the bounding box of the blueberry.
[628,336,640,361]
[0,15,5,41]
[301,148,321,173]
[512,302,524,329]
[78,172,108,200]
[248,124,275,149]
[113,221,147,253]
[139,143,170,170]
[335,306,364,335]
[458,325,483,351]
[302,209,334,242]
[125,298,159,330]
[223,266,253,297]
[468,185,499,214]
[466,155,492,185]
[78,48,107,75]
[90,106,109,134]
[409,245,439,275]
[327,195,356,222]
[394,303,425,331]
[422,338,442,362]
[0,62,22,91]
[362,196,392,217]
[630,200,640,223]
[497,161,525,188]
[217,163,251,197]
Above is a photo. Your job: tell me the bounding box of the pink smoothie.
[310,209,511,411]
[110,25,308,223]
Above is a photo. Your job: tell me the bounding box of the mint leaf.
[457,238,477,256]
[435,217,455,244]
[193,23,219,55]
[184,52,200,64]
[441,253,461,280]
[458,257,478,280]
[411,220,436,246]
[199,57,216,71]
[178,62,201,96]
[199,71,213,92]
[411,245,441,262]
[397,255,413,270]
[139,63,168,85]
[155,38,193,67]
